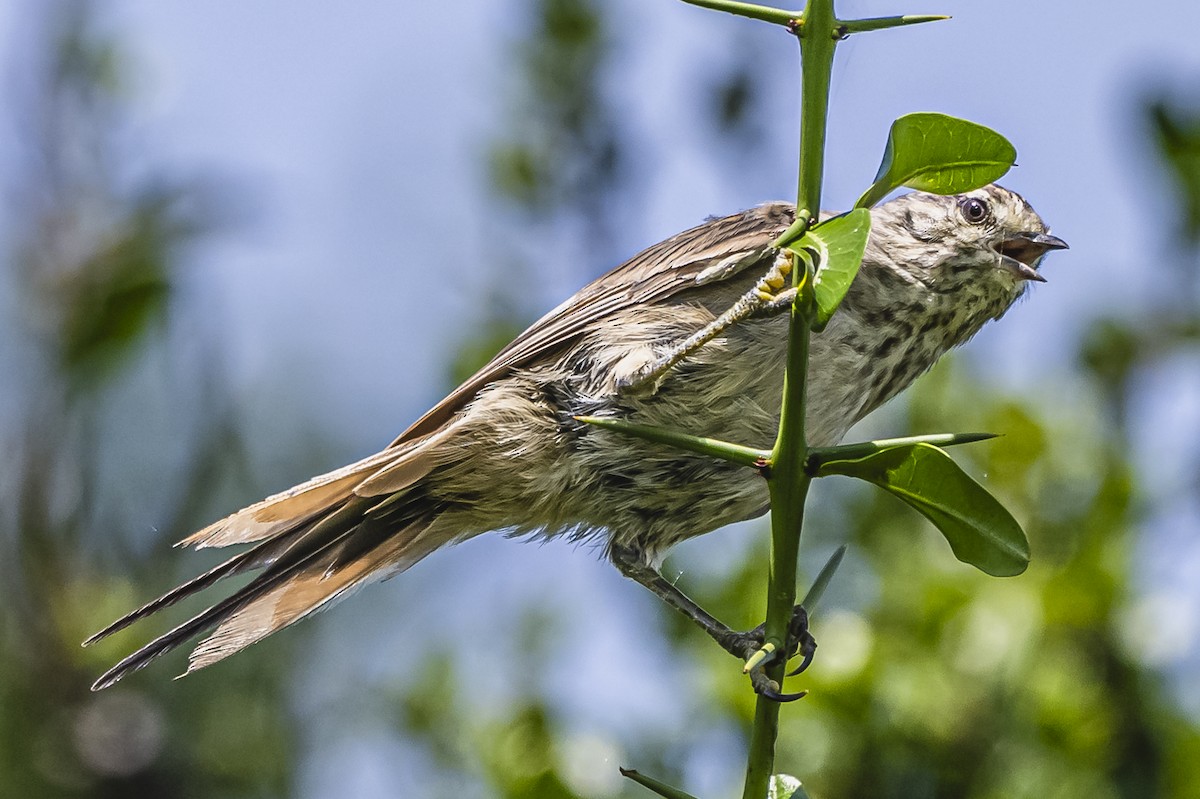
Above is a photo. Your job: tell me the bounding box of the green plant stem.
[741,0,838,796]
[742,458,811,797]
[793,6,834,221]
[799,544,847,615]
[837,14,948,34]
[575,416,771,468]
[807,431,997,468]
[620,768,702,799]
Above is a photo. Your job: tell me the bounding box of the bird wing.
[393,201,793,443]
[174,202,792,551]
[174,202,792,554]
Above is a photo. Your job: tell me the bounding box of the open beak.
[995,232,1069,282]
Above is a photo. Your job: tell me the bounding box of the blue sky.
[56,0,1198,419]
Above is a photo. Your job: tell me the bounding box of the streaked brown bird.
[87,184,1066,690]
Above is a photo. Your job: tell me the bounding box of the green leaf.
[770,774,812,799]
[784,208,871,330]
[817,443,1029,576]
[854,113,1017,209]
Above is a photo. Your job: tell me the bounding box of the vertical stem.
[794,1,835,219]
[741,1,838,797]
[742,422,811,797]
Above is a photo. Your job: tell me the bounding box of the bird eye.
[960,197,989,224]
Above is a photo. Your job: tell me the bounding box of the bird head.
[879,184,1068,303]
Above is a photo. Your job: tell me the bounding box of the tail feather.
[353,420,462,497]
[90,432,462,690]
[88,497,441,691]
[177,440,434,550]
[186,518,441,673]
[83,518,314,646]
[89,500,359,690]
[322,490,438,576]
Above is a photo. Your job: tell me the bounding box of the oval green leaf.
[817,443,1029,576]
[784,208,871,330]
[854,113,1017,209]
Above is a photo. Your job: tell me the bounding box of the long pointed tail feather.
[90,432,462,690]
[176,447,409,550]
[89,495,449,690]
[83,523,311,646]
[89,499,362,690]
[185,516,442,674]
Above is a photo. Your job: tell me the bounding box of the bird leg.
[611,544,759,659]
[610,544,815,700]
[618,250,796,397]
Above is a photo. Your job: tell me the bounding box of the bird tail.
[85,432,460,691]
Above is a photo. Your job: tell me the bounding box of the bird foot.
[718,605,815,702]
[616,366,665,398]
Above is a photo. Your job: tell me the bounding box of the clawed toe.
[747,663,808,703]
[786,608,817,676]
[736,604,816,701]
[787,640,816,677]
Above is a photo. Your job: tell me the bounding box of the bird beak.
[994,232,1069,282]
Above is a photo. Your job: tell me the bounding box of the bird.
[85,184,1066,691]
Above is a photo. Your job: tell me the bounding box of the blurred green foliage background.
[2,1,1198,798]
